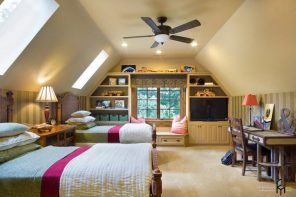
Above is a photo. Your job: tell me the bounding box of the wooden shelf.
[90,108,129,111]
[189,96,228,98]
[98,85,128,88]
[189,85,220,88]
[90,96,129,98]
[130,72,188,75]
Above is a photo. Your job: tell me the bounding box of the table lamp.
[36,86,58,124]
[242,94,258,126]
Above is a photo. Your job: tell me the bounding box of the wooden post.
[6,91,14,122]
[152,123,157,148]
[151,148,162,197]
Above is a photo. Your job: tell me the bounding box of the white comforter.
[119,123,152,143]
[60,143,152,197]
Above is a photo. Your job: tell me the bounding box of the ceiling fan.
[123,16,201,48]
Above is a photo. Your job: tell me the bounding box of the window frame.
[136,87,181,120]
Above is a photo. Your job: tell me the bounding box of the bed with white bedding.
[75,123,157,146]
[0,143,162,197]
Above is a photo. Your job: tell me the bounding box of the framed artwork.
[97,100,111,108]
[118,78,126,85]
[263,104,274,130]
[180,65,195,72]
[114,100,125,109]
[109,78,117,85]
[121,65,136,72]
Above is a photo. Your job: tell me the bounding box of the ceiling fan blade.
[170,20,201,34]
[150,41,159,48]
[123,35,154,39]
[141,17,161,34]
[170,35,194,43]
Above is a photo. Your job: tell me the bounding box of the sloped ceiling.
[0,0,120,96]
[79,0,244,58]
[196,0,296,96]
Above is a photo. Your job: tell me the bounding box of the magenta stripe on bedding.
[108,125,122,143]
[40,146,90,197]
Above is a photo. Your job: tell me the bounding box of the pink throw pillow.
[130,116,146,123]
[171,116,188,134]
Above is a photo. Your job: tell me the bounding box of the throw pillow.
[130,116,146,123]
[171,116,188,134]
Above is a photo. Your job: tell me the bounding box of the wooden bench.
[156,127,188,146]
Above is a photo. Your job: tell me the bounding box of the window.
[160,88,181,119]
[137,87,181,119]
[0,0,59,75]
[72,50,109,89]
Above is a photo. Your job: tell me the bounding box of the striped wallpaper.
[0,89,86,125]
[232,91,296,129]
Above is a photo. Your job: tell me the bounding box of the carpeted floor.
[157,146,296,197]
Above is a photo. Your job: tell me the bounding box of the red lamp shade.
[242,94,258,106]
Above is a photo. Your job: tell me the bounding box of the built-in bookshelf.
[187,73,230,145]
[89,73,130,122]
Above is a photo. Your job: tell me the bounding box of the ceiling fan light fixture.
[154,34,169,44]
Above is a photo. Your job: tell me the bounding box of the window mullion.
[157,88,160,119]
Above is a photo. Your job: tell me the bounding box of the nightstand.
[31,125,76,147]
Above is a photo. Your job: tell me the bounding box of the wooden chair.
[229,118,266,176]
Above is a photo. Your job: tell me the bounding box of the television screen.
[190,98,228,121]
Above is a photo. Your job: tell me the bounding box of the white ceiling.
[79,0,244,58]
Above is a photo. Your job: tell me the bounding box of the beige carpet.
[157,146,296,197]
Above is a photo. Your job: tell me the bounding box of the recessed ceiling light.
[156,50,162,55]
[191,41,198,47]
[121,42,128,47]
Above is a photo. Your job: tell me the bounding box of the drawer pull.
[252,136,260,142]
[176,139,180,142]
[163,139,167,142]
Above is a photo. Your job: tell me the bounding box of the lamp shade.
[36,86,58,102]
[242,94,258,106]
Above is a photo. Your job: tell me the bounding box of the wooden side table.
[31,125,76,147]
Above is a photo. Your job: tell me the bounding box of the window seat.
[156,127,188,146]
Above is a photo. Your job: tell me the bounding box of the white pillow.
[66,116,95,123]
[71,110,91,118]
[0,123,29,137]
[0,131,40,151]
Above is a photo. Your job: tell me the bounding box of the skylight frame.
[72,50,109,90]
[0,0,59,75]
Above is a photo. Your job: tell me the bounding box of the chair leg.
[252,155,256,167]
[232,151,236,167]
[242,153,247,176]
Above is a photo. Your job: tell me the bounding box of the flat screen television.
[190,98,228,121]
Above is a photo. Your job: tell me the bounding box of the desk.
[244,130,296,186]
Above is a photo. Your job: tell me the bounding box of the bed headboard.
[58,92,80,124]
[0,91,14,123]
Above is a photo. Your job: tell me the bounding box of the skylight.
[72,50,109,89]
[0,0,59,75]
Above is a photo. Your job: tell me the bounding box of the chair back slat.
[228,118,247,151]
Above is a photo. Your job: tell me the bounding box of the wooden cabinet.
[32,125,76,147]
[188,121,230,145]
